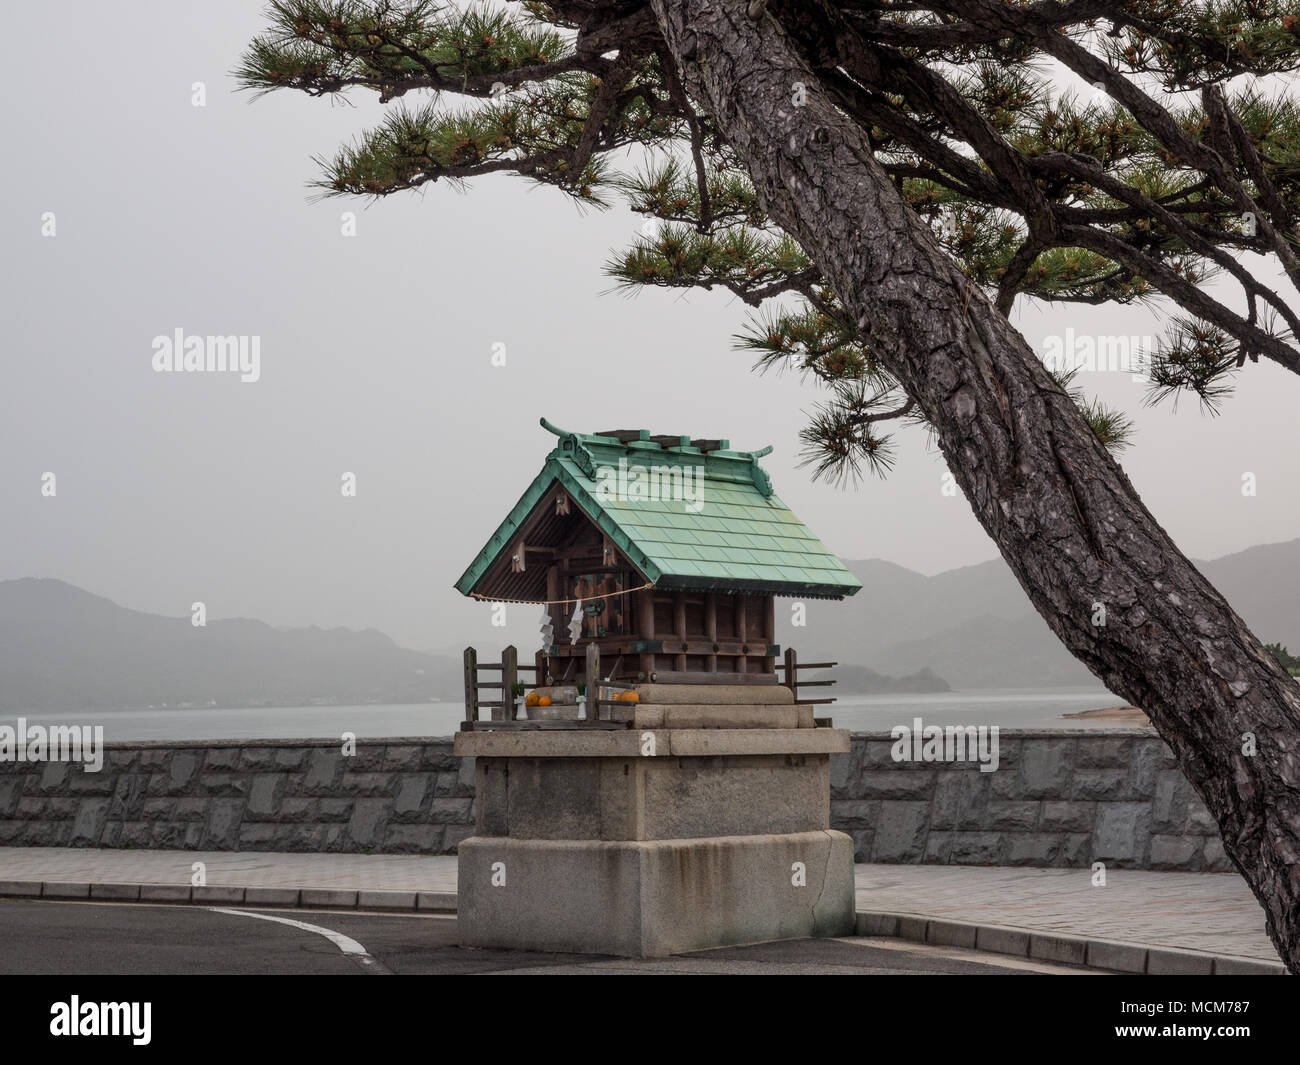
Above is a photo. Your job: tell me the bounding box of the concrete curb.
[0,880,456,914]
[855,911,1286,976]
[0,880,1280,972]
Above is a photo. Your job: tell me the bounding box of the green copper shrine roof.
[454,419,863,601]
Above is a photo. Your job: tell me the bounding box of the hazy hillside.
[4,537,1296,710]
[813,664,952,695]
[780,538,1300,689]
[0,579,463,712]
[861,615,1095,688]
[805,558,1036,652]
[1200,542,1300,653]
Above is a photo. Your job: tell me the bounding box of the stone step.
[607,702,816,729]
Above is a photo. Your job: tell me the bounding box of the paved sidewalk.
[0,848,1278,965]
[0,848,456,893]
[855,864,1277,962]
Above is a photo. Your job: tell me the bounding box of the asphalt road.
[0,899,1102,975]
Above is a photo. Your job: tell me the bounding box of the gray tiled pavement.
[0,848,1278,962]
[0,847,457,893]
[855,864,1277,961]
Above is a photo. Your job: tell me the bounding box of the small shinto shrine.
[456,417,861,719]
[453,420,862,957]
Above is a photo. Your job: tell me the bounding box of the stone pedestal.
[453,697,855,957]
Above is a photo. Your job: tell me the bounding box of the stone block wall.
[0,738,475,853]
[831,730,1230,871]
[0,730,1229,870]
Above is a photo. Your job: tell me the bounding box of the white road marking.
[840,936,1107,974]
[211,907,391,973]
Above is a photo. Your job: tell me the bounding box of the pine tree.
[239,0,1300,971]
[1267,642,1300,672]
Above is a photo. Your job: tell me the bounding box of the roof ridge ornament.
[539,417,596,477]
[748,445,774,497]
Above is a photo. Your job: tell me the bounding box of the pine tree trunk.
[652,0,1300,971]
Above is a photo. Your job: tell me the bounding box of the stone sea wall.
[832,729,1230,872]
[0,738,475,854]
[0,731,1229,871]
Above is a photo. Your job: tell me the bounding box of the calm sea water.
[828,686,1139,732]
[5,686,1140,743]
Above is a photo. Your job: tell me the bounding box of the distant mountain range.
[816,664,952,695]
[779,538,1300,689]
[2,537,1296,711]
[0,579,463,712]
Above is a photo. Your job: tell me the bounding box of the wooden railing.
[783,648,837,706]
[463,645,543,724]
[462,644,839,728]
[463,644,625,729]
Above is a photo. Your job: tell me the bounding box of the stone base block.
[607,703,816,729]
[457,829,855,957]
[629,684,795,705]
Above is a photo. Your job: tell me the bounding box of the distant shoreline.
[1062,705,1152,726]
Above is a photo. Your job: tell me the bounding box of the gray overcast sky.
[2,1,1297,655]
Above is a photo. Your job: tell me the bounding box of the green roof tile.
[455,420,863,600]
